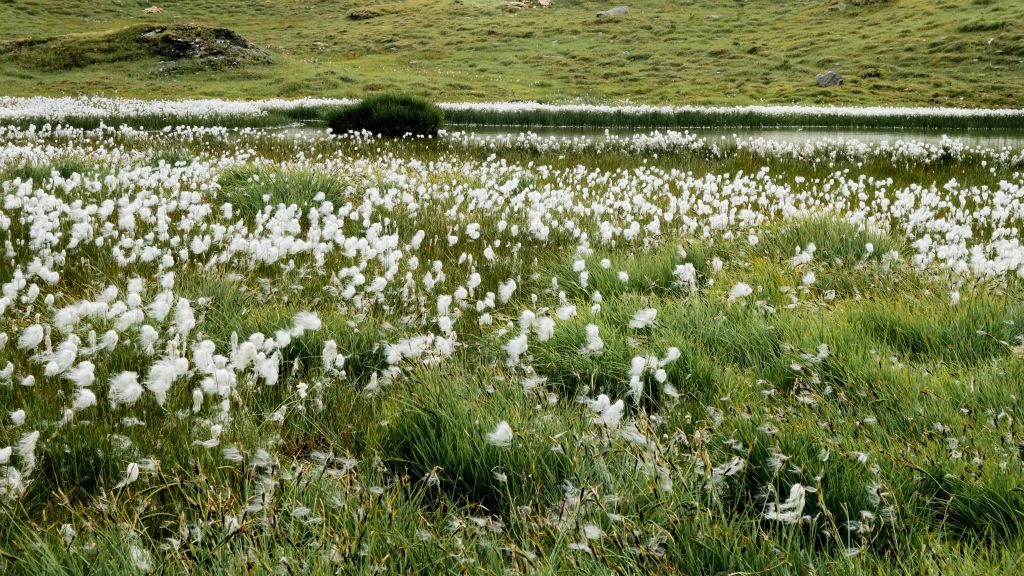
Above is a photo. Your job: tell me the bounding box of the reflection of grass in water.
[442,107,1024,130]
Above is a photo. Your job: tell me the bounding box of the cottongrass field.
[1,108,1024,574]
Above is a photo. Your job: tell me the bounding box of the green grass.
[213,164,354,221]
[0,0,1021,107]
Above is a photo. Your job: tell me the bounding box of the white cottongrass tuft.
[498,279,517,303]
[487,421,513,447]
[581,324,604,355]
[18,324,44,351]
[59,524,76,545]
[138,325,159,353]
[764,483,811,524]
[9,410,25,427]
[290,311,322,336]
[322,339,345,372]
[519,310,536,333]
[673,263,698,291]
[194,424,223,449]
[174,298,196,338]
[114,462,141,489]
[533,316,555,342]
[791,243,817,267]
[64,361,96,388]
[145,357,189,406]
[556,304,577,320]
[43,339,78,376]
[109,372,144,407]
[628,308,657,329]
[16,430,40,473]
[728,282,754,302]
[0,466,25,500]
[232,341,259,370]
[222,447,244,462]
[72,388,97,411]
[192,388,204,413]
[589,395,625,428]
[131,544,154,573]
[257,353,281,385]
[712,456,747,480]
[505,334,528,366]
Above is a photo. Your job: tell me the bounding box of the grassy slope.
[0,0,1021,107]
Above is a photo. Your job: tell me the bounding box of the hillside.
[0,0,1021,107]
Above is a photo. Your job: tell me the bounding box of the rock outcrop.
[816,70,843,87]
[597,6,629,17]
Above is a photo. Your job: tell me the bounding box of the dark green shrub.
[327,94,443,137]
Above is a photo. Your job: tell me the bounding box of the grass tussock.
[327,94,443,137]
[214,165,352,221]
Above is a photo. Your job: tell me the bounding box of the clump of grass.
[148,146,194,167]
[327,94,443,137]
[957,21,1007,33]
[854,296,1023,366]
[754,218,905,265]
[347,7,386,21]
[921,467,1024,541]
[375,368,570,513]
[718,422,891,550]
[214,165,350,221]
[0,156,94,182]
[529,316,634,398]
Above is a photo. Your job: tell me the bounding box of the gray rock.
[816,70,843,87]
[596,6,629,17]
[830,2,846,10]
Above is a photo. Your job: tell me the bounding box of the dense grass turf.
[0,0,1022,107]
